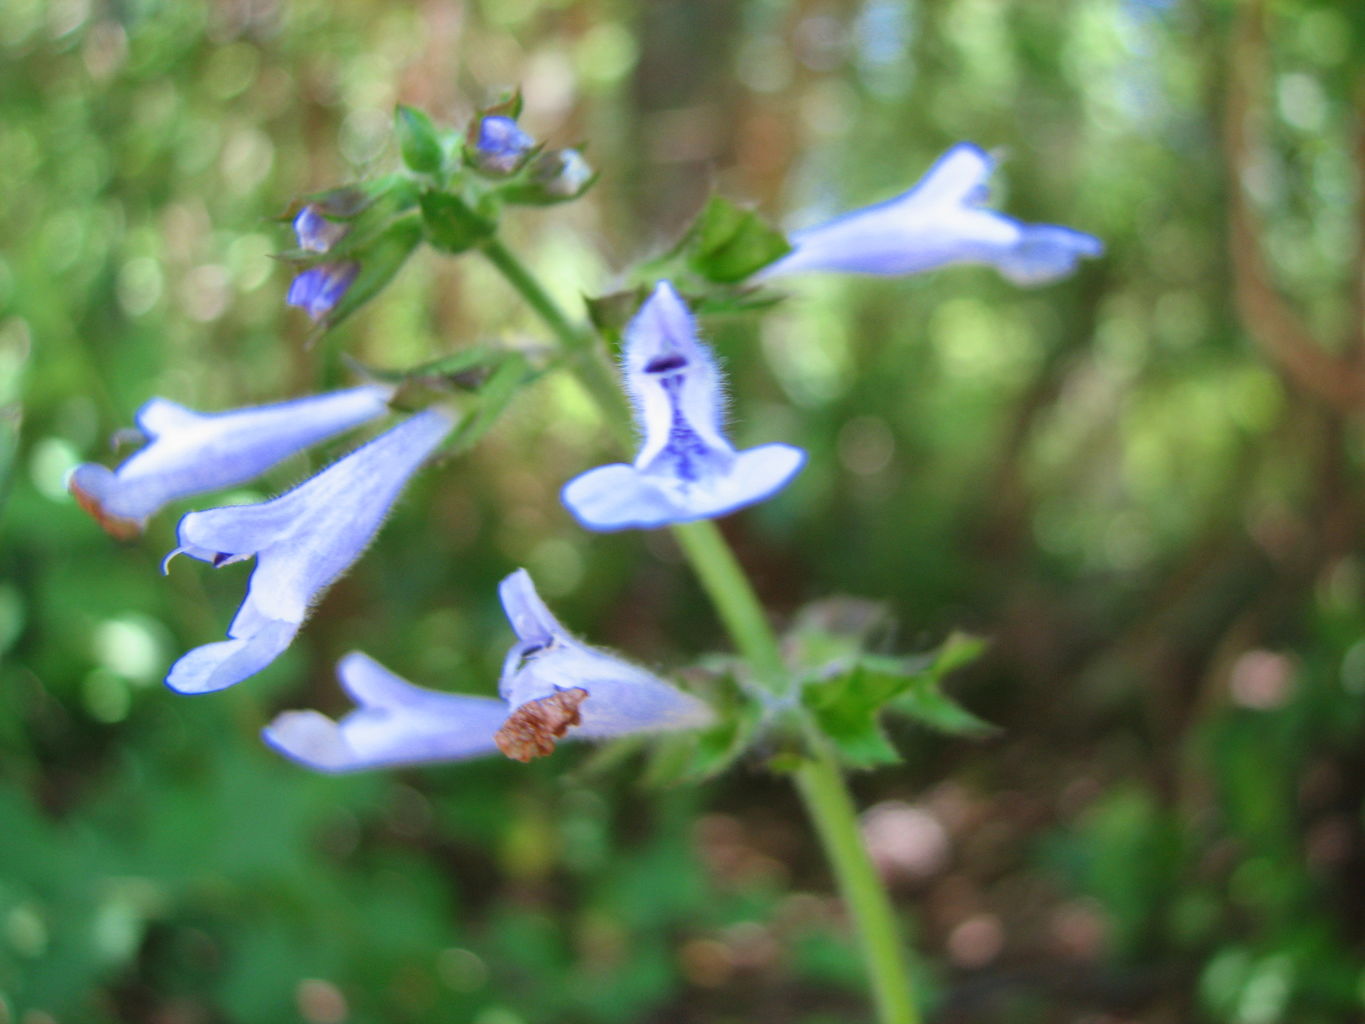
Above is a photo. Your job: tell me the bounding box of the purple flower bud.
[474,115,536,174]
[285,262,360,322]
[561,282,806,531]
[293,206,348,252]
[287,204,358,320]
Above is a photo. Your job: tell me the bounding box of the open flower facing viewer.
[561,281,806,531]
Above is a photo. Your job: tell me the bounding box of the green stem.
[669,520,786,693]
[478,236,632,445]
[795,746,921,1024]
[477,238,918,1023]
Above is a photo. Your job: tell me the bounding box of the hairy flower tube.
[473,115,536,174]
[760,143,1102,285]
[162,407,454,695]
[263,568,714,771]
[561,281,806,531]
[286,205,360,320]
[68,386,393,540]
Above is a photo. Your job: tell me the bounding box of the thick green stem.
[795,746,921,1024]
[477,238,918,1023]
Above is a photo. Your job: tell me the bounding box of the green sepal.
[311,216,422,334]
[419,190,496,254]
[346,344,513,390]
[478,88,523,121]
[643,666,761,786]
[585,286,648,349]
[499,149,598,206]
[395,105,445,175]
[672,196,792,284]
[447,352,537,454]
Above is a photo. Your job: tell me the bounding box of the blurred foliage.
[3,0,1365,1022]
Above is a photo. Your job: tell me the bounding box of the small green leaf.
[419,191,496,254]
[395,105,444,175]
[314,216,422,333]
[686,196,791,283]
[800,633,993,769]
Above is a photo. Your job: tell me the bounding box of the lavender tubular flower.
[561,282,806,531]
[163,408,454,695]
[760,143,1102,285]
[263,569,713,771]
[286,205,359,321]
[263,652,508,771]
[68,386,393,539]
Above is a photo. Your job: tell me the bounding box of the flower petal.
[165,618,298,695]
[262,652,505,772]
[497,567,564,643]
[994,224,1105,286]
[560,463,688,531]
[562,444,805,531]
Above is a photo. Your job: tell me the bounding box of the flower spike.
[163,407,454,695]
[68,386,393,539]
[263,569,713,772]
[759,143,1102,285]
[561,282,806,531]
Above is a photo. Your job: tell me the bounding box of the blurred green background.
[3,0,1364,1021]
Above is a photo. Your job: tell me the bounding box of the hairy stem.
[478,239,919,1023]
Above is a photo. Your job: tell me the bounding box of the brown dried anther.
[494,687,589,763]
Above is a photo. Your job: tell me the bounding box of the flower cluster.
[73,106,1100,774]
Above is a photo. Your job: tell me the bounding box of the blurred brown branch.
[1224,0,1365,409]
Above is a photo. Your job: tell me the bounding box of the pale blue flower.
[69,386,392,538]
[474,115,535,174]
[760,143,1102,285]
[263,652,508,771]
[263,569,713,771]
[286,204,358,321]
[163,408,454,695]
[561,282,806,531]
